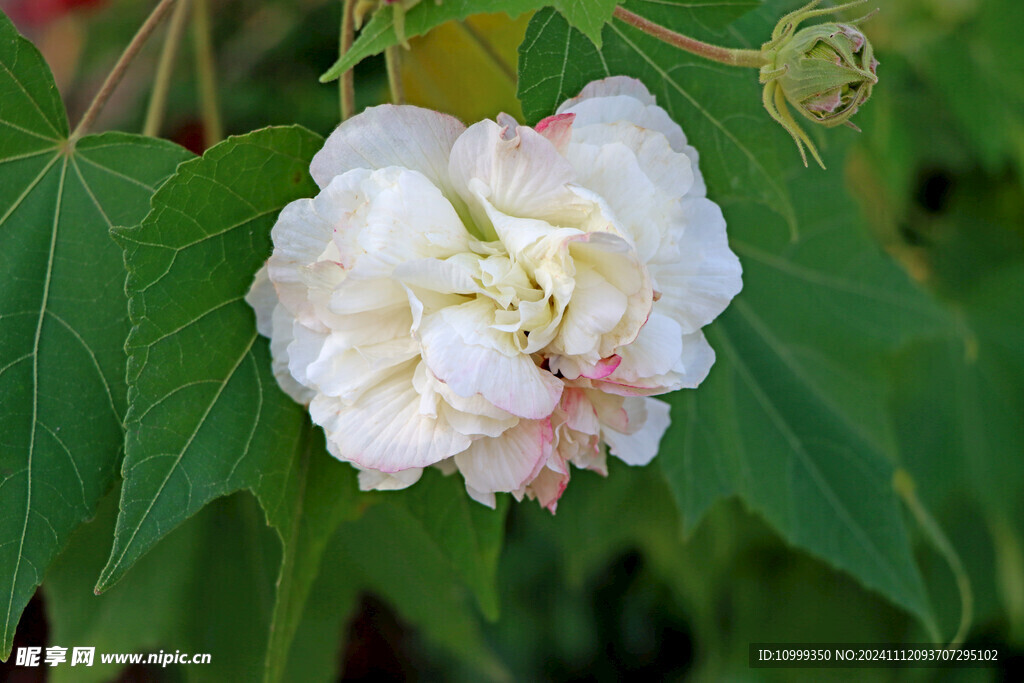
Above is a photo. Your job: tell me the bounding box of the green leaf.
[495,469,916,679]
[281,546,361,683]
[913,0,1024,175]
[891,263,1024,634]
[101,126,361,681]
[377,469,508,620]
[321,0,550,82]
[517,1,951,631]
[552,0,619,47]
[46,489,287,683]
[330,491,509,680]
[0,11,192,658]
[45,488,204,683]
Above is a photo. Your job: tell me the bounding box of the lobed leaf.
[47,489,286,683]
[0,11,191,658]
[101,126,362,682]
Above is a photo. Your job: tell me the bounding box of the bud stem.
[192,0,222,148]
[339,0,356,121]
[142,0,190,138]
[72,0,179,141]
[385,45,405,105]
[613,7,767,68]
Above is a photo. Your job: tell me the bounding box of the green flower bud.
[759,0,878,167]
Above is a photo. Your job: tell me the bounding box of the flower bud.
[759,0,878,167]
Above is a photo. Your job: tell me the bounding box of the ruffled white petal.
[246,265,277,339]
[311,104,466,200]
[603,397,671,466]
[649,197,743,334]
[448,119,592,235]
[245,266,315,403]
[608,313,683,382]
[266,197,337,324]
[270,307,316,404]
[455,418,552,493]
[358,466,423,491]
[558,76,707,196]
[559,75,658,106]
[418,299,563,419]
[310,361,471,471]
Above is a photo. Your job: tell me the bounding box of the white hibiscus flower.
[246,76,742,511]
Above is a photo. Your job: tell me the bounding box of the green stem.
[613,6,766,68]
[71,0,179,140]
[143,0,191,138]
[192,0,223,148]
[385,44,404,104]
[340,0,356,120]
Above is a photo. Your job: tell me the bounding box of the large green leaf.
[0,11,191,658]
[494,465,915,679]
[330,490,509,680]
[909,0,1024,175]
[320,0,549,82]
[891,262,1024,636]
[101,126,360,681]
[368,469,509,620]
[46,489,287,683]
[517,1,951,630]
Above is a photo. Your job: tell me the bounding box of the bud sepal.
[759,0,879,167]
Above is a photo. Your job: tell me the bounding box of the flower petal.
[310,360,471,471]
[607,313,683,382]
[603,397,671,466]
[650,197,742,334]
[559,75,658,106]
[418,299,563,419]
[319,167,471,280]
[535,112,575,153]
[454,418,552,493]
[266,197,336,323]
[311,104,466,200]
[567,123,696,263]
[245,265,277,339]
[525,460,570,513]
[597,329,716,395]
[305,334,418,401]
[412,362,518,438]
[246,268,317,403]
[358,466,423,491]
[448,119,591,233]
[558,76,707,196]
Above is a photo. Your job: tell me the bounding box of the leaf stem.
[340,0,356,120]
[192,0,223,148]
[894,469,973,646]
[385,44,405,104]
[72,0,179,141]
[612,6,767,68]
[143,0,191,138]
